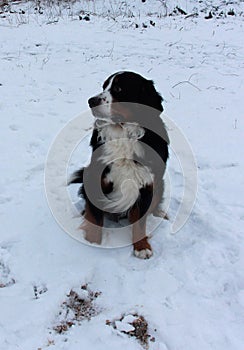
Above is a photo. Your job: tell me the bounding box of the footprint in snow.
[0,195,12,205]
[0,247,15,288]
[9,124,20,131]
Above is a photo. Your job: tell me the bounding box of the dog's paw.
[134,248,153,259]
[79,220,102,244]
[153,208,169,220]
[133,237,153,259]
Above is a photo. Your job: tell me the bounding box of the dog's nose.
[88,97,101,108]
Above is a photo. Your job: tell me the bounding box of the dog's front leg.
[129,186,153,259]
[80,200,103,244]
[130,214,153,259]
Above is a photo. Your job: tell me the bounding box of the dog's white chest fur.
[96,123,154,212]
[98,123,144,160]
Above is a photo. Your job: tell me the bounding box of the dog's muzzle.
[88,96,101,108]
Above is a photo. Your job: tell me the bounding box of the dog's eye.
[113,85,122,93]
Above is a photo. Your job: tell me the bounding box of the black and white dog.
[70,71,169,259]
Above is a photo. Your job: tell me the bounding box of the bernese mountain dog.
[69,71,169,259]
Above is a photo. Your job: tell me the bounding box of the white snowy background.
[0,1,244,349]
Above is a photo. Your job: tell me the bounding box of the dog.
[69,71,169,259]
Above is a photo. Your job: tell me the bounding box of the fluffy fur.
[69,71,169,259]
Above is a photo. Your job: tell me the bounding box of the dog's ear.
[140,80,164,113]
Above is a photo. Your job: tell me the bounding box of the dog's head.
[88,71,163,123]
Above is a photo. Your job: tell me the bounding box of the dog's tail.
[103,179,140,213]
[68,168,84,185]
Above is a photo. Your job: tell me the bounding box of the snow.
[115,320,135,333]
[0,2,244,350]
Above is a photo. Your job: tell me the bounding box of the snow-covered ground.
[0,2,244,349]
